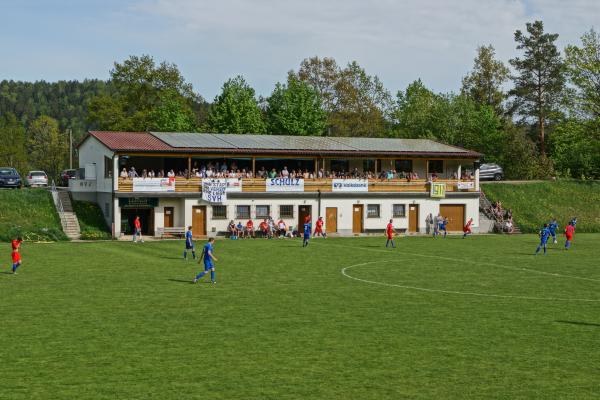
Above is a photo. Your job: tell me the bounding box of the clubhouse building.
[71,131,482,238]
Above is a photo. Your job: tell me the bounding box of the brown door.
[164,207,174,228]
[439,204,465,232]
[192,206,206,237]
[326,207,337,233]
[298,205,312,231]
[408,204,419,233]
[352,204,363,233]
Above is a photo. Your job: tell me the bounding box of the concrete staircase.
[478,191,521,234]
[55,189,81,240]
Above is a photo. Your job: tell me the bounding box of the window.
[213,205,227,219]
[280,205,293,218]
[104,156,112,178]
[330,159,349,172]
[428,160,444,174]
[392,204,406,218]
[236,205,250,219]
[367,204,380,218]
[395,160,413,173]
[256,205,270,219]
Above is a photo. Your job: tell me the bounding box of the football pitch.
[2,234,599,399]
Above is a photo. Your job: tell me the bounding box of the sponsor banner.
[331,179,369,192]
[202,178,241,192]
[430,182,446,198]
[118,197,159,208]
[132,178,175,192]
[457,181,475,190]
[265,178,304,192]
[202,179,228,203]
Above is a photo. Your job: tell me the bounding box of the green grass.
[0,188,66,242]
[482,181,600,233]
[2,235,599,399]
[72,201,112,240]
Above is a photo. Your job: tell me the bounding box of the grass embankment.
[72,201,111,240]
[1,236,599,399]
[482,180,600,233]
[0,188,66,241]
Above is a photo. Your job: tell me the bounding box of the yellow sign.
[430,182,446,198]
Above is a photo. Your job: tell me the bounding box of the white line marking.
[341,260,600,302]
[317,242,600,283]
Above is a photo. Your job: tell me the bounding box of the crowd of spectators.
[488,201,515,233]
[227,216,296,239]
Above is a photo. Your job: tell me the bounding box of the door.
[326,207,337,233]
[439,204,465,232]
[164,207,174,228]
[352,204,363,234]
[408,204,419,233]
[298,205,312,231]
[192,206,206,237]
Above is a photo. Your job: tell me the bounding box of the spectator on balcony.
[141,169,148,178]
[167,169,175,178]
[220,163,228,173]
[269,168,277,179]
[120,168,128,179]
[317,168,324,179]
[430,172,438,182]
[148,170,155,178]
[281,166,289,178]
[157,170,164,178]
[128,167,139,179]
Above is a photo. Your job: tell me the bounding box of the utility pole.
[69,128,73,169]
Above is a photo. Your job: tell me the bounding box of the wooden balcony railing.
[116,178,477,194]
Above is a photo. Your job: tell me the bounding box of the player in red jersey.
[462,218,473,239]
[385,219,397,248]
[314,216,326,238]
[10,237,23,274]
[564,222,575,250]
[133,216,143,243]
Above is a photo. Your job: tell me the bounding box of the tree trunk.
[539,115,545,156]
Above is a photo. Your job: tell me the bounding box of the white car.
[26,170,48,187]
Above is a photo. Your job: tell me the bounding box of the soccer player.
[565,222,575,250]
[462,218,473,239]
[302,220,311,247]
[385,219,397,248]
[183,226,196,260]
[535,223,551,255]
[10,237,23,274]
[570,217,577,230]
[548,218,559,244]
[132,216,143,243]
[314,216,326,238]
[438,217,448,238]
[245,219,255,238]
[194,238,218,284]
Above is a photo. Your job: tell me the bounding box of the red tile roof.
[86,131,173,151]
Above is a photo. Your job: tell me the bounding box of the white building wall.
[77,136,114,193]
[155,198,186,231]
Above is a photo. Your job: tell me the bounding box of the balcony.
[116,178,477,194]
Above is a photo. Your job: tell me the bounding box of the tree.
[88,55,200,131]
[565,29,600,119]
[392,80,439,139]
[550,118,600,178]
[0,112,28,173]
[461,45,509,114]
[509,20,565,156]
[207,75,266,134]
[296,56,339,113]
[266,74,327,135]
[27,116,67,180]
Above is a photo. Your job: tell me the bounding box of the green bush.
[482,180,600,233]
[72,200,112,240]
[0,188,67,242]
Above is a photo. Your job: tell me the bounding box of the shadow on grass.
[555,320,600,328]
[0,271,15,275]
[167,278,194,284]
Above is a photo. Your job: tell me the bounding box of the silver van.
[479,163,504,181]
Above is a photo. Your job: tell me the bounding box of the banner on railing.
[457,181,474,190]
[202,179,228,203]
[331,179,369,192]
[224,178,242,192]
[266,178,304,192]
[132,178,175,192]
[430,182,446,198]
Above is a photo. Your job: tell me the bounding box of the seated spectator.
[120,168,128,179]
[245,219,255,238]
[236,221,244,236]
[277,219,287,238]
[259,219,270,238]
[228,220,238,238]
[268,217,276,237]
[505,217,514,234]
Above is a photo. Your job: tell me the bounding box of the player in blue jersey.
[438,217,448,238]
[535,223,551,255]
[570,217,577,230]
[183,226,196,260]
[548,218,559,244]
[193,238,218,284]
[302,221,311,247]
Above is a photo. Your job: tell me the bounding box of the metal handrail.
[50,180,68,229]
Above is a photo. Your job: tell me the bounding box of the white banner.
[457,181,475,190]
[331,179,369,192]
[224,178,242,192]
[265,178,304,192]
[132,178,175,192]
[202,179,228,203]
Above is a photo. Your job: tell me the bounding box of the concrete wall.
[77,136,114,193]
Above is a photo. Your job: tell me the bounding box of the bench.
[156,227,186,238]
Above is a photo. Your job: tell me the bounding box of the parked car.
[479,163,504,181]
[26,170,49,187]
[0,167,23,188]
[60,169,77,187]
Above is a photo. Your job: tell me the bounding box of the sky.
[0,0,598,100]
